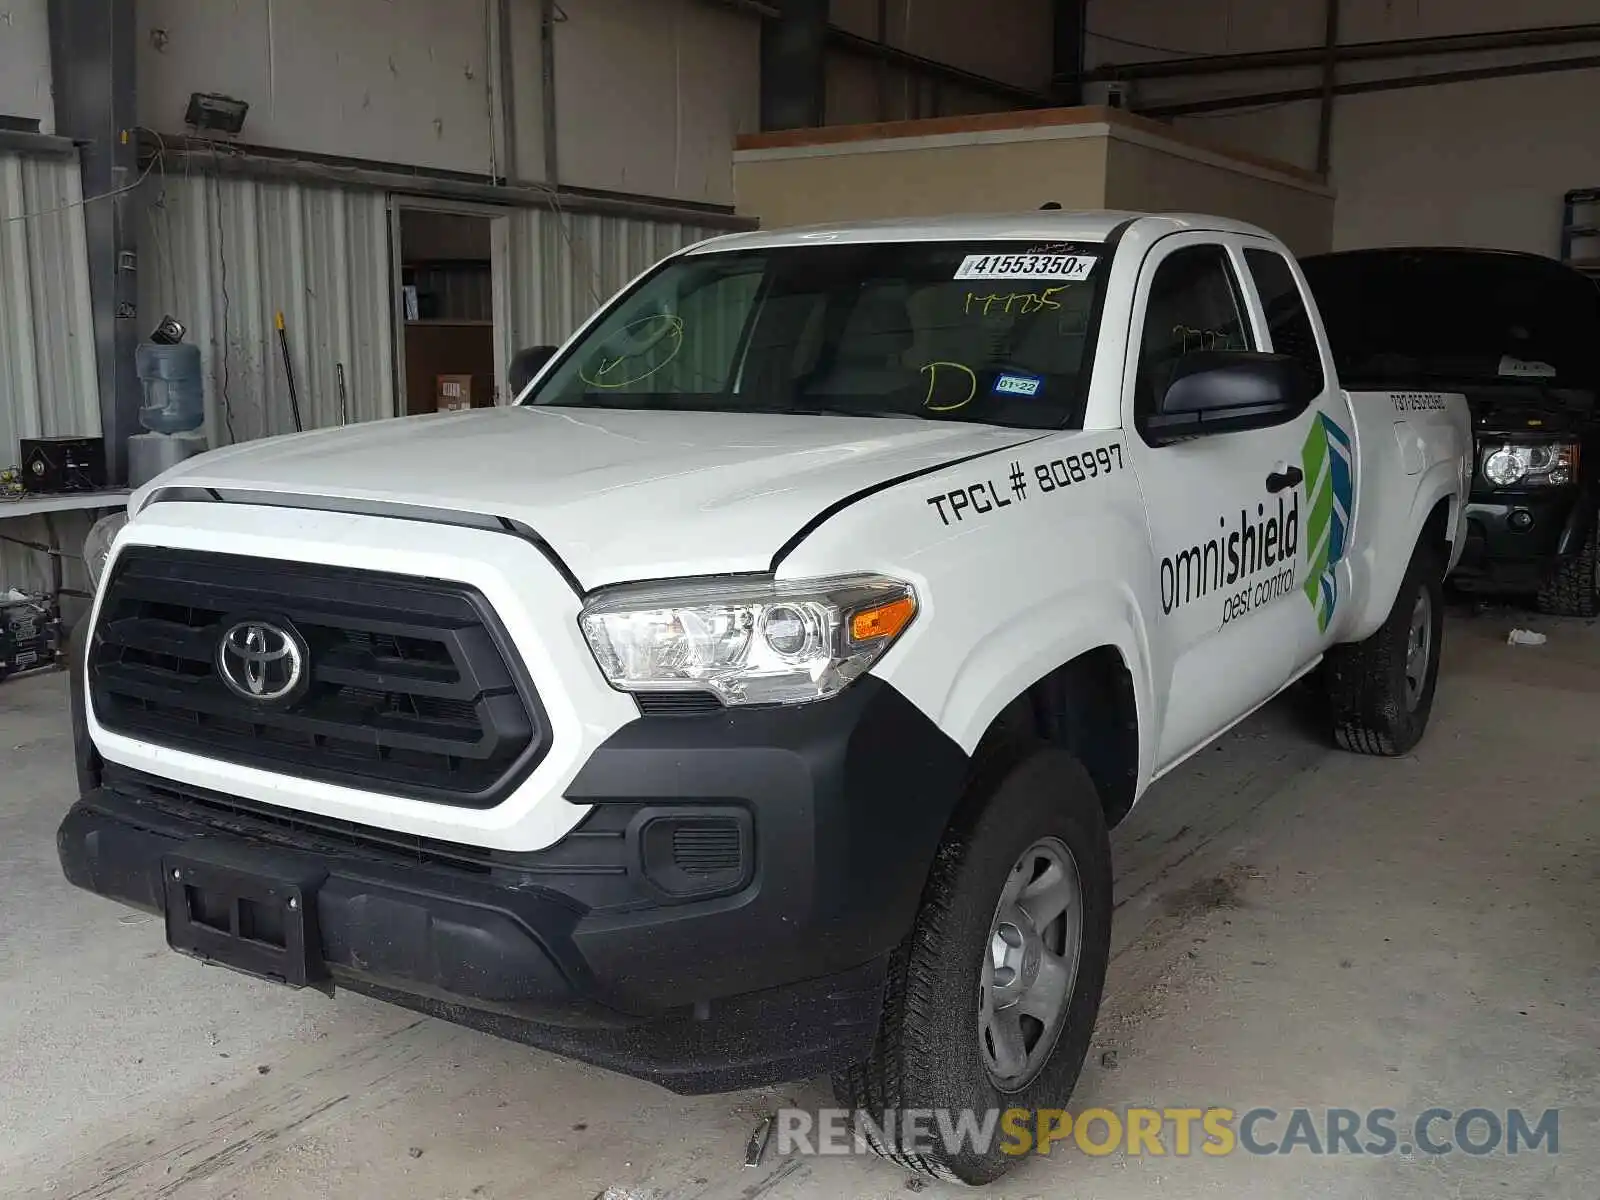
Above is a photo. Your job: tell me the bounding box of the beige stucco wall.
[1102,137,1335,256]
[734,134,1108,228]
[733,110,1333,250]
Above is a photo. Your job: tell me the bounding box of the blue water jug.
[135,342,205,435]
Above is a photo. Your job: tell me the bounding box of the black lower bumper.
[1451,492,1590,593]
[58,675,969,1093]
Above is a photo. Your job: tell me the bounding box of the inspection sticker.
[1498,355,1557,379]
[994,372,1042,397]
[955,253,1097,281]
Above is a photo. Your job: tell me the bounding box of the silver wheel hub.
[979,837,1083,1092]
[1404,589,1432,711]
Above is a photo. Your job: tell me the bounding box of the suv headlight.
[1481,441,1579,488]
[580,574,917,707]
[83,511,128,589]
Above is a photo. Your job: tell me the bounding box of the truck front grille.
[88,548,548,807]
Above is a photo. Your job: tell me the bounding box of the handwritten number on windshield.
[964,287,1066,317]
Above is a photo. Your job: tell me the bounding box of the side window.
[1244,248,1326,395]
[1136,244,1254,418]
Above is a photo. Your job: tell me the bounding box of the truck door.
[1121,234,1355,770]
[1236,237,1358,665]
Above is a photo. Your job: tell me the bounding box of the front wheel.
[1322,540,1444,756]
[833,748,1112,1185]
[1536,511,1599,618]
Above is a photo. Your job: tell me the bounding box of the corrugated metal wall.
[141,173,395,444]
[502,207,722,349]
[143,177,727,445]
[4,166,738,596]
[0,148,102,595]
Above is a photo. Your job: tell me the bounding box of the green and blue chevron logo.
[1301,413,1354,632]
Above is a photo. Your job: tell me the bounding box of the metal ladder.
[1561,188,1600,275]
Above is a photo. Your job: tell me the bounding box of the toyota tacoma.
[61,213,1471,1184]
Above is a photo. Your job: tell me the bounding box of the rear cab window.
[526,240,1112,430]
[1244,248,1326,395]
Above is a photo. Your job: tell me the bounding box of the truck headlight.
[1481,441,1579,488]
[580,574,917,707]
[83,511,128,589]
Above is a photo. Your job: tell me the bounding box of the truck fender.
[1341,459,1460,644]
[932,583,1156,784]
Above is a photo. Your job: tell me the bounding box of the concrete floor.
[2,612,1595,1199]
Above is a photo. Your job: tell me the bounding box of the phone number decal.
[1392,392,1448,412]
[926,443,1126,527]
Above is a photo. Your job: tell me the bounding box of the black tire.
[1536,515,1599,618]
[1323,540,1444,756]
[832,747,1112,1185]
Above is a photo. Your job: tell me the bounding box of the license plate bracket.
[162,841,331,992]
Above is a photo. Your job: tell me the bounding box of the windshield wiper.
[785,405,926,420]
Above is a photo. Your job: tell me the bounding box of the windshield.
[524,240,1109,429]
[1300,251,1600,388]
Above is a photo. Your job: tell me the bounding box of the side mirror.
[1145,351,1311,445]
[508,345,558,397]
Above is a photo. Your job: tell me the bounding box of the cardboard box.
[436,374,474,412]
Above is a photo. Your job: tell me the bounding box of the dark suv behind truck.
[1302,248,1600,616]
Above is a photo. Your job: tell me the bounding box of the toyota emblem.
[217,620,306,703]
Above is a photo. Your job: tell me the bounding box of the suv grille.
[89,548,548,807]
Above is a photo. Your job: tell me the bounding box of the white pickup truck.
[61,212,1470,1184]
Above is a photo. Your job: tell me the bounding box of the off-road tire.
[1324,540,1444,756]
[1535,514,1600,618]
[832,747,1112,1185]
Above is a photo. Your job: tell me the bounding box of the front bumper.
[58,673,969,1093]
[1452,489,1591,592]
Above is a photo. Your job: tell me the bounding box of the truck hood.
[1464,385,1595,437]
[138,406,1038,588]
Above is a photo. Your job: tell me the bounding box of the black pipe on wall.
[1140,52,1600,120]
[1078,22,1600,84]
[761,0,830,130]
[46,0,140,486]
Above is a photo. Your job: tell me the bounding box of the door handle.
[1266,466,1304,493]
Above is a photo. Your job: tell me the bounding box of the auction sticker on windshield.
[955,253,1097,281]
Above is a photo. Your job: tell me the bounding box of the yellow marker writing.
[922,361,978,412]
[579,314,685,389]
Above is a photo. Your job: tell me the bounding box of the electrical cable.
[142,128,183,317]
[1179,99,1309,119]
[1,135,161,226]
[1085,28,1206,57]
[207,141,239,444]
[533,182,604,307]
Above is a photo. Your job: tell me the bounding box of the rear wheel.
[1323,540,1444,756]
[833,747,1112,1184]
[1536,513,1600,618]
